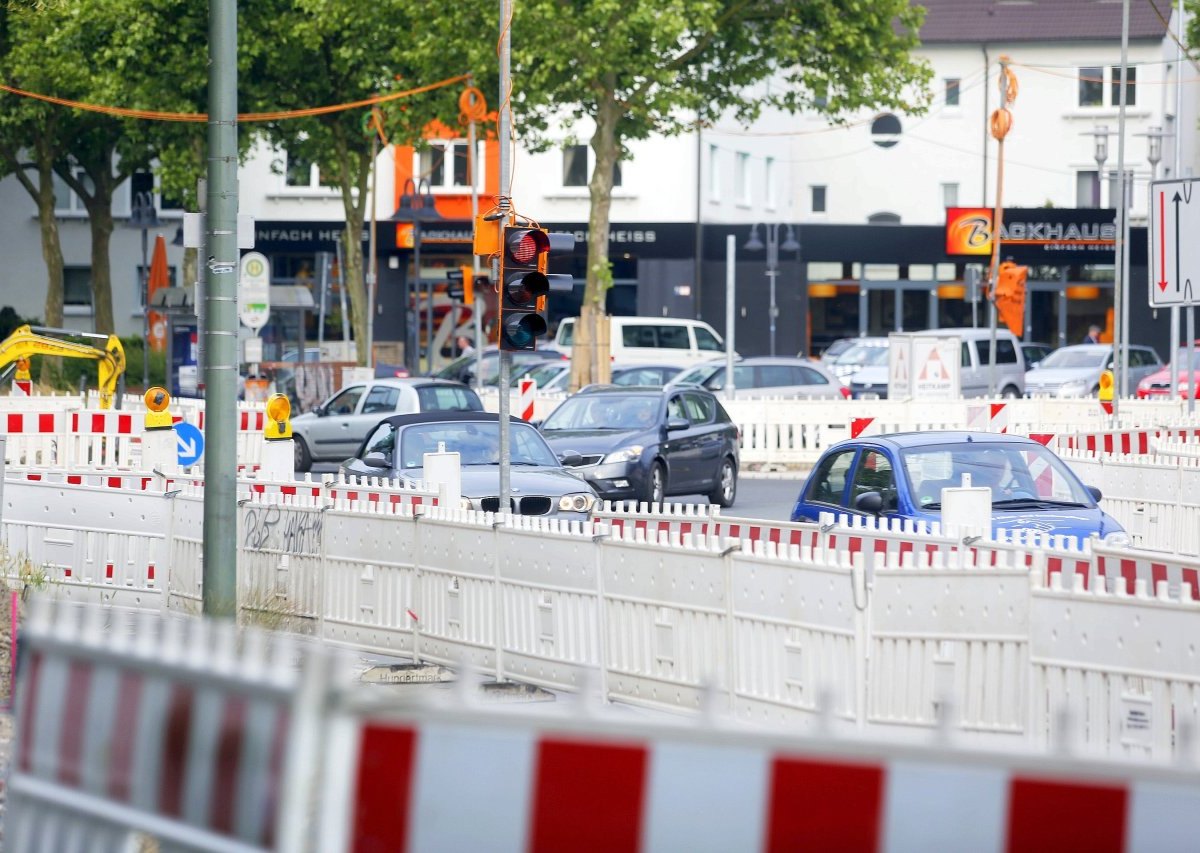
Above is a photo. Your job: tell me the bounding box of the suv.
[554,317,727,365]
[291,378,482,472]
[538,385,739,506]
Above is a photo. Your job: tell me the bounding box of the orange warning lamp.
[14,357,30,380]
[1098,370,1114,402]
[265,393,293,440]
[143,386,173,430]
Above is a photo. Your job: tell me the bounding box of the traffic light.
[499,227,575,351]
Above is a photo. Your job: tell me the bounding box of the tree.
[240,0,472,365]
[494,0,931,385]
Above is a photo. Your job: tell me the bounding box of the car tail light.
[839,385,852,399]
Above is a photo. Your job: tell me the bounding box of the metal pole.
[203,0,238,618]
[1113,0,1130,410]
[497,0,512,507]
[366,133,379,368]
[1175,0,1185,403]
[141,222,149,389]
[413,221,423,373]
[767,224,778,357]
[1189,309,1196,414]
[725,234,736,399]
[317,250,328,351]
[469,108,483,390]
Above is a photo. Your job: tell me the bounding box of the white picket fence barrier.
[7,473,1200,762]
[14,599,1200,852]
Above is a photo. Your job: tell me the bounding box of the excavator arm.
[0,325,127,409]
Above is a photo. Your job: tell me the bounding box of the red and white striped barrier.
[334,708,1200,852]
[6,600,322,852]
[967,402,1010,433]
[518,378,537,422]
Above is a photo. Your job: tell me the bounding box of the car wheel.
[294,436,312,473]
[644,462,666,506]
[708,457,737,507]
[1001,385,1020,399]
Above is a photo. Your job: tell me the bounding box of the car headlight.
[1103,531,1131,547]
[558,492,597,513]
[602,445,644,464]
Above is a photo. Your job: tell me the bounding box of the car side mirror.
[1086,485,1103,502]
[313,403,326,417]
[666,417,690,432]
[558,451,583,467]
[855,491,884,514]
[363,451,390,470]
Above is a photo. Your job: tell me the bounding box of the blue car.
[790,431,1126,542]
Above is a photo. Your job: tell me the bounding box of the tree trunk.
[341,221,368,365]
[570,80,620,389]
[86,185,116,335]
[29,145,65,385]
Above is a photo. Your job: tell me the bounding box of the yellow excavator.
[0,324,126,409]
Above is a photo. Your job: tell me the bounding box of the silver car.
[340,412,597,521]
[829,338,889,378]
[669,356,848,399]
[292,378,481,472]
[1024,344,1162,397]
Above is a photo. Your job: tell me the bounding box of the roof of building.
[915,0,1171,44]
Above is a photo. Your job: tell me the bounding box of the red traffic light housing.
[499,227,549,351]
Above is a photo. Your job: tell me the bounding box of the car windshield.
[397,422,558,469]
[542,394,660,431]
[437,354,501,384]
[1173,348,1200,369]
[1038,349,1107,369]
[859,347,891,366]
[517,363,568,387]
[836,344,886,367]
[902,442,1093,508]
[823,340,854,359]
[673,364,721,386]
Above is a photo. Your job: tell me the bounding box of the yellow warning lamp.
[265,393,293,440]
[1098,370,1114,402]
[14,358,30,381]
[143,386,173,430]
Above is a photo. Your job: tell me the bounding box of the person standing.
[1083,324,1102,344]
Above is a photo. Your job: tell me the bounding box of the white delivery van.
[554,317,728,365]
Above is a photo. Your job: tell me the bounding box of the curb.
[741,469,809,480]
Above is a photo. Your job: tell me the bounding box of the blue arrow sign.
[174,422,204,466]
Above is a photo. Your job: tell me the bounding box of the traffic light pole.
[497,0,513,506]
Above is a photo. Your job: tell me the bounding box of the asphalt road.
[313,462,806,522]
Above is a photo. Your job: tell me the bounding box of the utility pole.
[986,57,1016,397]
[1113,0,1131,411]
[203,0,238,617]
[497,0,513,505]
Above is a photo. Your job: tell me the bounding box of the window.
[796,366,829,385]
[765,157,777,210]
[806,449,856,506]
[362,423,396,461]
[657,325,690,349]
[867,212,900,224]
[563,144,588,187]
[416,384,482,412]
[64,267,92,307]
[361,386,401,415]
[870,113,902,148]
[961,342,972,368]
[285,153,319,187]
[421,141,477,189]
[735,152,750,205]
[708,144,720,201]
[977,339,1018,365]
[941,182,959,208]
[944,78,960,107]
[695,327,723,351]
[1076,170,1100,208]
[757,365,794,388]
[53,167,92,214]
[851,451,897,511]
[1079,67,1103,106]
[811,185,827,213]
[325,386,364,416]
[682,392,715,425]
[1111,65,1136,106]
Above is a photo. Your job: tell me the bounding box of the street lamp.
[744,223,800,357]
[1080,125,1110,207]
[128,191,160,389]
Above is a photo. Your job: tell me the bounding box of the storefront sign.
[946,207,1116,259]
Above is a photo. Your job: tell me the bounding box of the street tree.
[488,0,932,385]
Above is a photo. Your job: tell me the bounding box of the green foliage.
[44,336,165,394]
[0,306,38,340]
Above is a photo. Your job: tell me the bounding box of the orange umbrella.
[147,234,169,352]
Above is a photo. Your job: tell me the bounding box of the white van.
[554,317,728,365]
[943,327,1028,397]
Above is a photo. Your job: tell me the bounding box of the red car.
[1136,342,1200,399]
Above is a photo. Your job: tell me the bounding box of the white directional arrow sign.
[1149,179,1200,307]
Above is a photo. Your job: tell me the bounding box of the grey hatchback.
[539,385,740,506]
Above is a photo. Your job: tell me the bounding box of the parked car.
[829,337,889,378]
[554,317,728,365]
[510,360,571,392]
[941,327,1028,397]
[818,338,858,366]
[292,378,482,472]
[1020,342,1054,368]
[435,347,566,386]
[340,412,597,520]
[539,385,739,506]
[844,347,893,398]
[668,357,849,399]
[789,431,1126,541]
[1136,342,1200,399]
[610,363,688,387]
[1025,344,1161,397]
